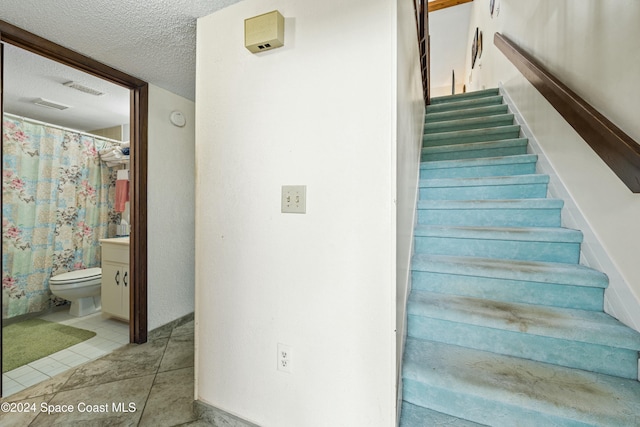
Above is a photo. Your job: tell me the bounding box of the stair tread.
[414,224,583,243]
[400,402,487,427]
[403,338,640,426]
[411,254,608,289]
[425,104,509,124]
[423,124,521,141]
[430,88,500,104]
[421,154,537,170]
[426,95,504,113]
[424,114,514,133]
[422,138,528,154]
[420,173,549,188]
[408,291,640,350]
[418,198,564,210]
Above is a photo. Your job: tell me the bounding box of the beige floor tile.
[30,374,155,426]
[138,367,196,427]
[61,337,169,391]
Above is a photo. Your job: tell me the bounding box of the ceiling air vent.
[33,98,70,110]
[63,81,105,96]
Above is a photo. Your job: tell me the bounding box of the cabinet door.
[102,261,123,318]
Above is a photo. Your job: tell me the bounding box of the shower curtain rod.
[3,112,127,145]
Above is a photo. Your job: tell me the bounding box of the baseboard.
[194,400,259,427]
[148,311,194,339]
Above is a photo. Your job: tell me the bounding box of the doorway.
[0,21,148,396]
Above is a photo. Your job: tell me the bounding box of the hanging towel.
[115,179,129,212]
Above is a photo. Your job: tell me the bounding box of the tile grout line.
[135,332,173,425]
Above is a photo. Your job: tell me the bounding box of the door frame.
[0,21,148,363]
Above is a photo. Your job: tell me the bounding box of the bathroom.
[2,43,132,396]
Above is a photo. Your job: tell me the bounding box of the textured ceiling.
[1,0,243,101]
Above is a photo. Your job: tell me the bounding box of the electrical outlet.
[281,185,306,214]
[277,343,292,373]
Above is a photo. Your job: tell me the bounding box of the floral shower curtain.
[2,116,119,319]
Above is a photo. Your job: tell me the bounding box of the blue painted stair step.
[421,138,529,161]
[407,291,640,378]
[414,225,582,264]
[399,402,486,427]
[424,114,515,134]
[417,198,563,227]
[420,154,538,179]
[411,254,607,311]
[419,174,549,200]
[401,88,640,427]
[423,125,521,147]
[402,338,640,426]
[430,88,500,104]
[426,95,504,114]
[425,104,509,124]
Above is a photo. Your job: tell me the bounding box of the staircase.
[400,89,640,426]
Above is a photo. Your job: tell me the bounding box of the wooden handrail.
[495,33,640,193]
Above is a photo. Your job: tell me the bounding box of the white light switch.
[281,185,306,214]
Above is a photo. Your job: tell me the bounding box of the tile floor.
[3,311,130,397]
[1,314,201,426]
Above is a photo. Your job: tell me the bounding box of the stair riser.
[425,105,509,123]
[417,207,561,227]
[421,161,536,179]
[419,183,548,200]
[424,116,515,134]
[423,128,521,147]
[402,380,587,427]
[430,88,500,104]
[407,316,639,379]
[411,271,604,311]
[414,236,580,263]
[422,145,527,161]
[426,96,504,113]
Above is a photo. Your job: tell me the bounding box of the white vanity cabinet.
[100,238,130,321]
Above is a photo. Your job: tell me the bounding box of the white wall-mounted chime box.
[245,10,285,53]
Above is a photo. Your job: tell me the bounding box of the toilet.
[49,268,102,317]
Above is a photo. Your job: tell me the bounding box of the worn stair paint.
[403,339,640,427]
[411,254,607,311]
[400,88,640,426]
[408,291,640,378]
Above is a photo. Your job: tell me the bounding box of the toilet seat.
[50,267,102,286]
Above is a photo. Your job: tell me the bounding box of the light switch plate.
[281,185,306,214]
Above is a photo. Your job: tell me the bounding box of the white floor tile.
[3,310,130,395]
[4,365,39,381]
[14,371,49,388]
[2,378,26,397]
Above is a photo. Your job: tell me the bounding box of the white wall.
[395,0,425,420]
[147,84,195,330]
[464,0,640,331]
[195,1,398,425]
[429,3,473,97]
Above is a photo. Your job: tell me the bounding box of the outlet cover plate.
[281,185,306,214]
[277,343,292,373]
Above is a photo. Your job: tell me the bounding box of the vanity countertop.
[100,237,130,246]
